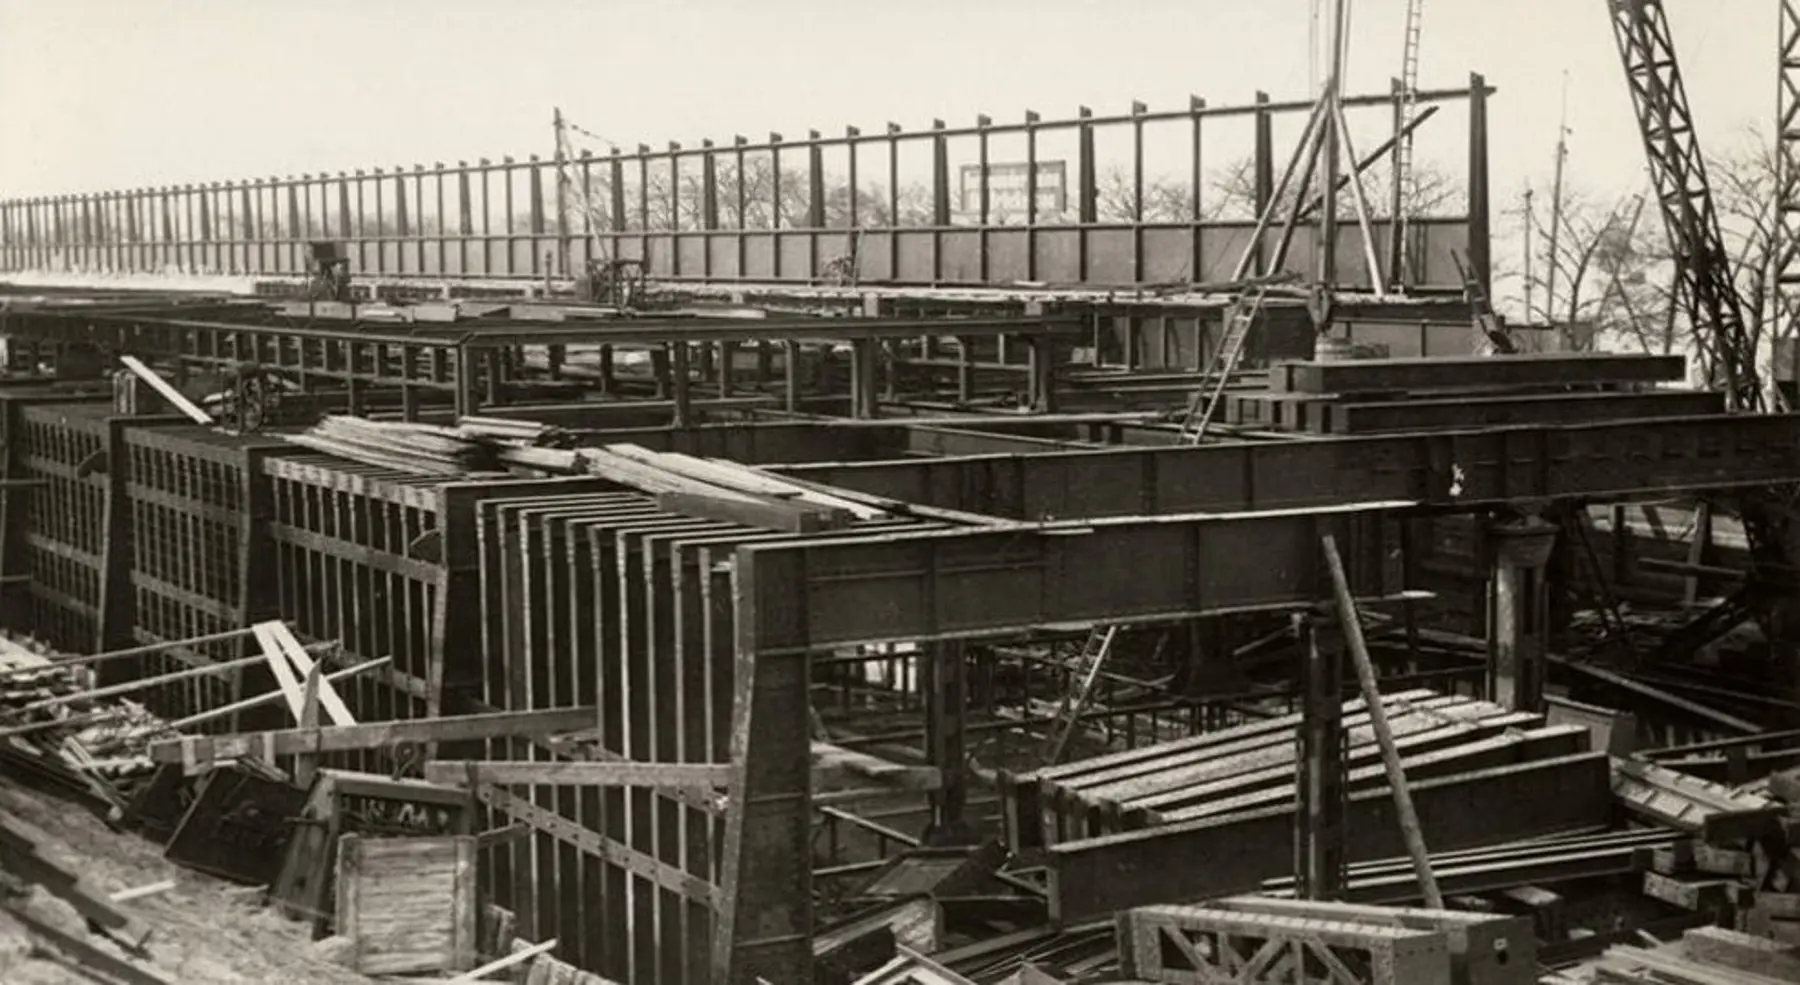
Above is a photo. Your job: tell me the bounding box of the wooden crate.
[335,833,478,975]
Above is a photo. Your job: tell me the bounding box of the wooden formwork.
[0,394,111,650]
[114,423,288,729]
[472,482,930,984]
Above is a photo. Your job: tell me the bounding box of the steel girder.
[722,501,1408,983]
[776,413,1800,521]
[1042,752,1613,923]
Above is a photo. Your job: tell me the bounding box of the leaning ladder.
[1176,286,1269,444]
[1040,624,1120,765]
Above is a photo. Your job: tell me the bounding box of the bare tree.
[1202,155,1463,222]
[1567,127,1781,380]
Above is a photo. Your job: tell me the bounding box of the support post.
[850,339,878,419]
[670,342,692,428]
[1486,515,1559,713]
[1293,612,1346,900]
[921,640,973,844]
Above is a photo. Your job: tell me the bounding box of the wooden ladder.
[1175,286,1268,444]
[1040,625,1120,765]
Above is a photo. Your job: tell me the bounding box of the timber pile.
[285,416,512,476]
[0,635,162,809]
[283,416,900,536]
[1576,926,1800,984]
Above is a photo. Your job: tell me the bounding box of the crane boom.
[1605,0,1762,412]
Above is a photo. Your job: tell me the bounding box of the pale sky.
[0,1,1776,220]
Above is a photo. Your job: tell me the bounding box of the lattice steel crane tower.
[1607,0,1797,669]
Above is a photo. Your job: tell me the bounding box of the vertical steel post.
[1253,92,1273,276]
[922,640,970,842]
[977,114,991,281]
[1025,110,1040,281]
[1468,72,1492,296]
[931,120,949,283]
[1486,517,1557,714]
[1294,612,1345,900]
[807,130,824,278]
[1190,96,1207,277]
[1132,99,1147,283]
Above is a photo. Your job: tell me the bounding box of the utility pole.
[1523,187,1535,322]
[1544,72,1571,337]
[553,107,571,278]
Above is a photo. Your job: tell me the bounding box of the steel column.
[1295,612,1347,900]
[1486,516,1557,712]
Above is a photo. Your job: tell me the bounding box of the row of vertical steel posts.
[0,79,1492,293]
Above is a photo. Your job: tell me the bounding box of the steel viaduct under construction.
[3,3,1800,984]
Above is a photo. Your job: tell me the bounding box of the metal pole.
[1319,0,1350,286]
[1321,533,1444,909]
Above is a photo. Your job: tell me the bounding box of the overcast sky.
[0,1,1776,214]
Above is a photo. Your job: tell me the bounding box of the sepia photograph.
[0,1,1798,982]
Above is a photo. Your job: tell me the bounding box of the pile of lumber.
[1623,762,1797,942]
[1581,926,1800,983]
[0,635,164,810]
[284,416,509,476]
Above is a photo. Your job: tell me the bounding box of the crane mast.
[1606,0,1794,665]
[1605,0,1763,412]
[1776,1,1800,355]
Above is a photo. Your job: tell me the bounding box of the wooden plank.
[656,490,842,533]
[424,760,733,789]
[254,621,307,723]
[1,651,267,718]
[148,706,598,765]
[448,938,560,982]
[0,626,257,682]
[336,834,480,975]
[119,354,214,424]
[270,622,355,727]
[295,662,323,788]
[607,444,882,520]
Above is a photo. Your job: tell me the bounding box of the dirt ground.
[0,774,376,985]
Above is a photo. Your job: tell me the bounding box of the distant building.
[957,161,1068,220]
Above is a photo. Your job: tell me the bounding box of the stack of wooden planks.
[284,416,506,476]
[1586,926,1800,983]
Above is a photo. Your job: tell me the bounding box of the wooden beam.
[147,706,598,765]
[657,490,844,533]
[424,759,733,789]
[119,354,214,425]
[254,621,308,722]
[155,656,388,734]
[269,622,353,726]
[811,741,943,790]
[0,626,259,682]
[447,938,559,982]
[1,651,268,719]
